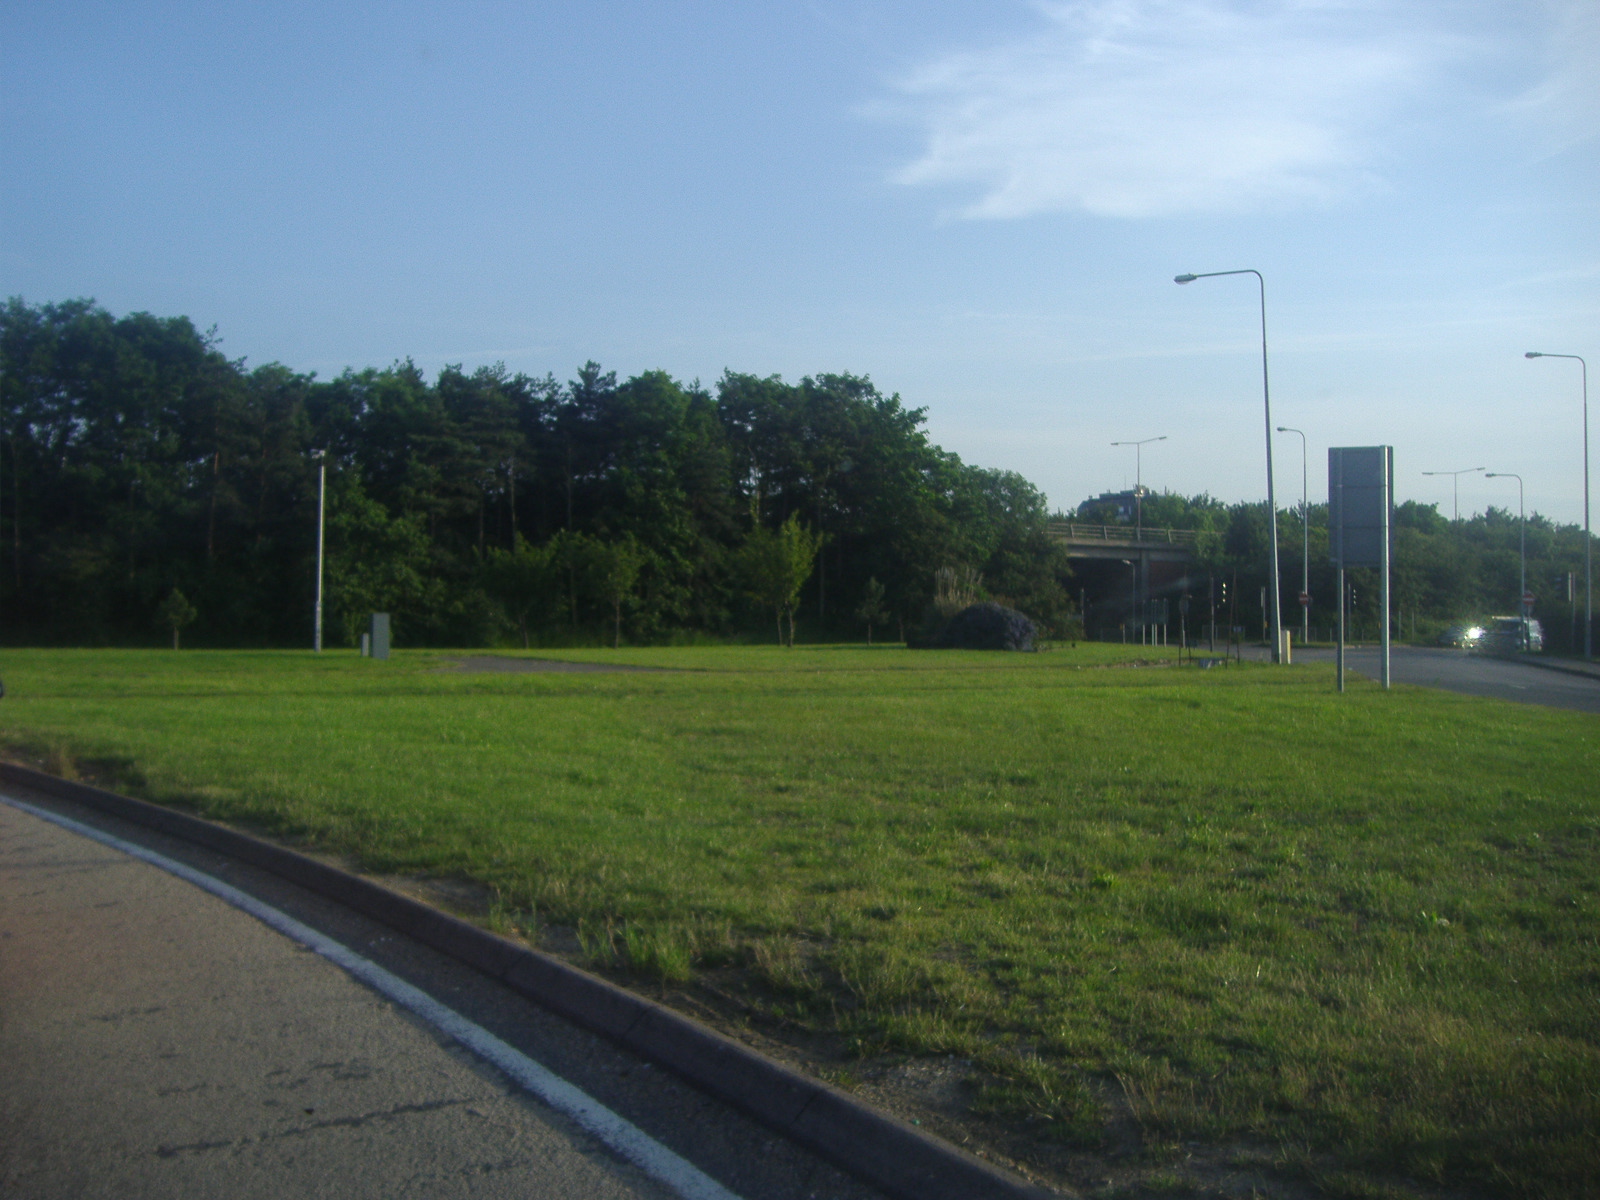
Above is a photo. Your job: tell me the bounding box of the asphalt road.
[0,790,886,1200]
[1292,645,1600,714]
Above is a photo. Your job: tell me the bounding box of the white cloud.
[885,1,1442,219]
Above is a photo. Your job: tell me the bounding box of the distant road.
[1293,645,1600,714]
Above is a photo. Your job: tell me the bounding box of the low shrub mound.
[930,602,1036,651]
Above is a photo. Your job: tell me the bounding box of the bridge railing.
[1047,522,1201,546]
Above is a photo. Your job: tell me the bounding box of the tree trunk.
[775,607,783,645]
[613,598,621,649]
[817,527,825,619]
[254,463,270,544]
[565,443,573,529]
[206,448,220,561]
[508,455,517,548]
[173,627,180,651]
[11,436,20,591]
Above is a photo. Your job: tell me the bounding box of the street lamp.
[1175,269,1283,662]
[1110,435,1166,540]
[1484,473,1526,619]
[1525,351,1590,660]
[1276,426,1309,649]
[1420,466,1484,523]
[313,449,326,653]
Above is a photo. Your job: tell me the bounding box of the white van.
[1480,616,1543,655]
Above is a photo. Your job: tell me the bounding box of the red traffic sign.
[1298,591,1311,606]
[1522,592,1536,605]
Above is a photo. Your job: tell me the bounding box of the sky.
[3,0,1597,526]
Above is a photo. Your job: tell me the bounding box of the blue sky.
[4,1,1596,524]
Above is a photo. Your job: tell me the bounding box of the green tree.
[855,576,887,644]
[324,473,440,646]
[948,466,1074,631]
[482,535,558,648]
[548,528,596,630]
[591,536,647,648]
[158,587,197,649]
[736,513,824,646]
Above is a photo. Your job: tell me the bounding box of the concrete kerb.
[1511,653,1600,682]
[0,760,1057,1200]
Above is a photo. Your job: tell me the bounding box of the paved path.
[0,794,882,1200]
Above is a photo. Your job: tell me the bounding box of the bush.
[927,602,1036,651]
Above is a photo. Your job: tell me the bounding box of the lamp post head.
[1525,351,1542,359]
[1174,273,1197,284]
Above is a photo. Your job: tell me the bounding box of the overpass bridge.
[1046,522,1201,562]
[1047,523,1206,640]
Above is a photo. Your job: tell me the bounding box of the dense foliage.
[0,298,1072,646]
[3,297,1589,651]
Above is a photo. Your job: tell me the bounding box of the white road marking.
[0,793,745,1200]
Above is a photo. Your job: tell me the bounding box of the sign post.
[1337,567,1346,691]
[369,612,391,661]
[1329,446,1394,691]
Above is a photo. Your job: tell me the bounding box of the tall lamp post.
[1276,426,1309,648]
[1525,352,1590,660]
[1485,472,1526,619]
[313,449,326,653]
[1176,269,1282,662]
[1421,466,1484,523]
[1110,435,1166,540]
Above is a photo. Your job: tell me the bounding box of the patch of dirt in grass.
[2,742,141,790]
[1078,658,1181,670]
[392,873,496,915]
[442,655,668,674]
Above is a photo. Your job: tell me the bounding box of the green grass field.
[2,646,1595,1198]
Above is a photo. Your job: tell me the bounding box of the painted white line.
[0,793,744,1200]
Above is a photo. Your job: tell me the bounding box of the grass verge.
[1,645,1595,1197]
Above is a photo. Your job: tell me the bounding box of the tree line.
[4,298,1587,652]
[0,298,1073,647]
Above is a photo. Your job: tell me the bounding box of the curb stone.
[1507,654,1600,682]
[0,760,1059,1200]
